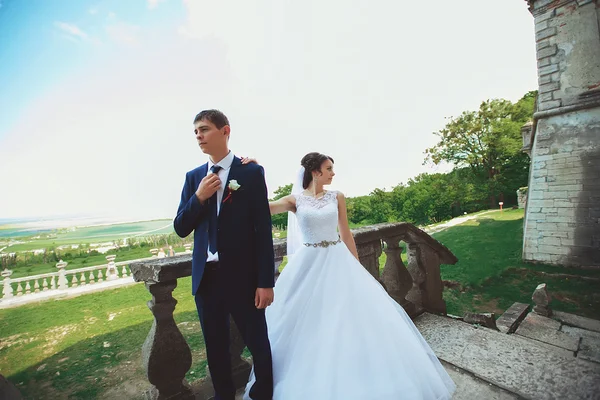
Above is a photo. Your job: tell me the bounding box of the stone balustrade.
[129,222,457,399]
[0,255,140,300]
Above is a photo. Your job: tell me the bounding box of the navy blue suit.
[174,156,275,400]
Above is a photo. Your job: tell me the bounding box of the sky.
[0,0,539,221]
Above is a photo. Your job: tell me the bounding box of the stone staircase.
[415,308,600,400]
[225,304,600,400]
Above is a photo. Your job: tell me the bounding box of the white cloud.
[147,0,166,10]
[108,11,116,19]
[88,7,98,15]
[54,21,88,41]
[105,22,140,46]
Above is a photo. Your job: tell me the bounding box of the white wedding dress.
[244,191,456,400]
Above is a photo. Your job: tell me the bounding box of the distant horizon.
[0,213,173,232]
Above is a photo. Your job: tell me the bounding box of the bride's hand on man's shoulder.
[241,156,258,165]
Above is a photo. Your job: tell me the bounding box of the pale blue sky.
[0,0,539,220]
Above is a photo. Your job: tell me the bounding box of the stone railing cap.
[352,222,458,265]
[129,222,458,284]
[130,254,192,284]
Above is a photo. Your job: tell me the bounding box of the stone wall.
[523,0,600,267]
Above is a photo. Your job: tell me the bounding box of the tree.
[425,94,535,208]
[270,184,293,229]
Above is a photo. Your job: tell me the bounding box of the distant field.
[2,220,174,252]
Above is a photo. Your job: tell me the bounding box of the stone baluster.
[106,255,118,280]
[184,244,192,253]
[150,248,159,258]
[97,269,104,282]
[405,242,447,315]
[80,272,87,285]
[34,279,40,293]
[381,236,416,316]
[71,274,78,288]
[89,271,96,284]
[42,277,49,291]
[25,281,31,294]
[2,269,13,299]
[16,282,23,296]
[57,260,68,290]
[51,276,57,290]
[356,240,383,280]
[142,280,193,399]
[121,265,129,278]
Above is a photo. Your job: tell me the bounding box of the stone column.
[357,240,383,280]
[405,243,447,315]
[142,280,193,400]
[1,269,13,299]
[56,260,68,290]
[380,237,416,316]
[105,255,118,280]
[523,0,600,267]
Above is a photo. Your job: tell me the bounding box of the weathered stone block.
[496,303,530,334]
[554,311,600,333]
[463,312,498,330]
[537,44,558,59]
[536,26,558,41]
[516,313,579,352]
[532,284,552,317]
[540,81,560,94]
[538,64,560,76]
[535,8,556,23]
[538,58,551,68]
[540,237,562,246]
[539,91,554,102]
[538,100,562,111]
[535,20,549,33]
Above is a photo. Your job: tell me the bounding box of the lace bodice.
[295,191,340,245]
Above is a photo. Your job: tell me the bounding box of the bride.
[243,152,455,399]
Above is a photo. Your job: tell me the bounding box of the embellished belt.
[303,238,342,248]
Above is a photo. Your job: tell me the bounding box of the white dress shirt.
[206,151,234,262]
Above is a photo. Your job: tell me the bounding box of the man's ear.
[223,125,231,137]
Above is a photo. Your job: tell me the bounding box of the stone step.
[414,313,600,400]
[496,302,530,334]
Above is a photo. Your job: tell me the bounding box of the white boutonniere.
[223,180,241,203]
[228,180,241,191]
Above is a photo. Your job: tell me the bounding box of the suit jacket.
[174,156,275,295]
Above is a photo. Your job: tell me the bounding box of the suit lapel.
[199,163,208,181]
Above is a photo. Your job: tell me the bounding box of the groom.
[174,109,275,400]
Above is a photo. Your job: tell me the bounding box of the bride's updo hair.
[301,152,334,189]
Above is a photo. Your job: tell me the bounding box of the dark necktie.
[208,165,223,254]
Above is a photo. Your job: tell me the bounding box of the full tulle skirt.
[244,242,456,400]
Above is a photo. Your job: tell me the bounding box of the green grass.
[431,209,600,318]
[2,209,599,398]
[0,278,207,399]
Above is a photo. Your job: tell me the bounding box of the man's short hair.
[193,109,230,129]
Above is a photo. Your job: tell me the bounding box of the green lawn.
[1,209,599,399]
[432,209,600,318]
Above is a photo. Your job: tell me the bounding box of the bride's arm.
[336,192,359,260]
[269,194,296,215]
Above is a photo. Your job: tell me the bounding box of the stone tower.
[522,0,600,267]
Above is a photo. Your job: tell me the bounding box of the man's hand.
[255,288,274,309]
[195,173,221,203]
